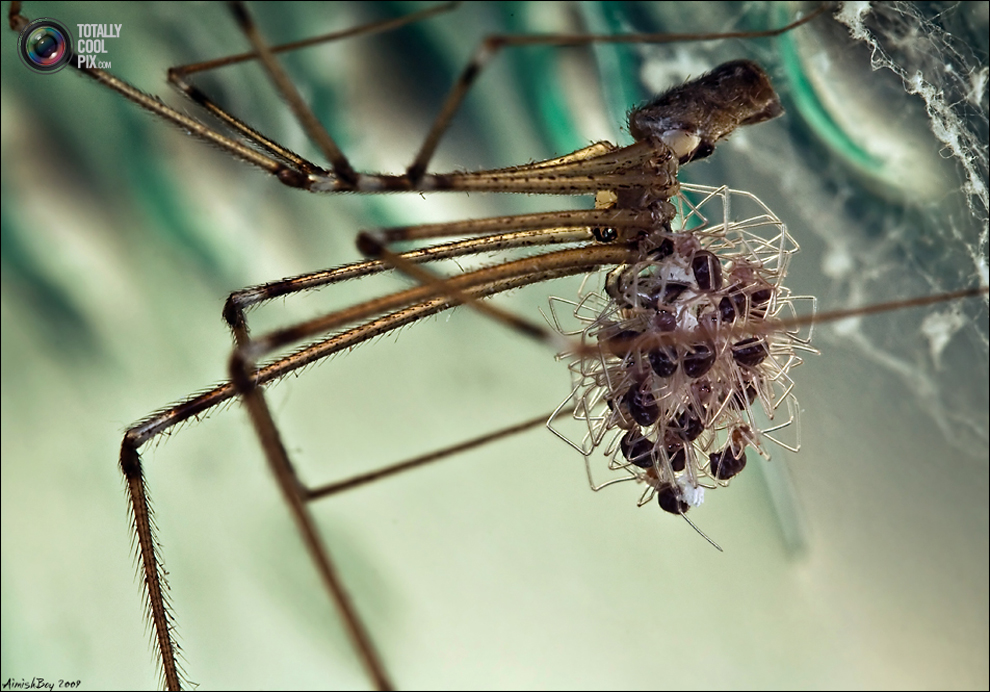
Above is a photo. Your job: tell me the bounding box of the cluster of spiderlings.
[559,184,806,515]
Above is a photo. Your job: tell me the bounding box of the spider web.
[1,3,987,689]
[796,1,989,456]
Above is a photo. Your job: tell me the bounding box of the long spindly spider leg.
[166,2,460,182]
[98,5,875,689]
[222,168,663,352]
[6,1,462,189]
[5,0,828,199]
[151,1,830,195]
[222,198,636,345]
[219,34,933,680]
[15,1,978,689]
[7,2,295,181]
[226,226,990,692]
[121,238,631,689]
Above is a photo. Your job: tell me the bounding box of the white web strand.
[835,1,989,303]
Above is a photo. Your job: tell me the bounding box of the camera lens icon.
[18,18,73,74]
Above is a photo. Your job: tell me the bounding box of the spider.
[2,2,987,690]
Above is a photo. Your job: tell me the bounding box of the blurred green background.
[2,2,987,689]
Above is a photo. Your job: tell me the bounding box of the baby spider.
[2,2,987,690]
[547,179,812,535]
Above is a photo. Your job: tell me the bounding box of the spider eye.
[592,226,617,243]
